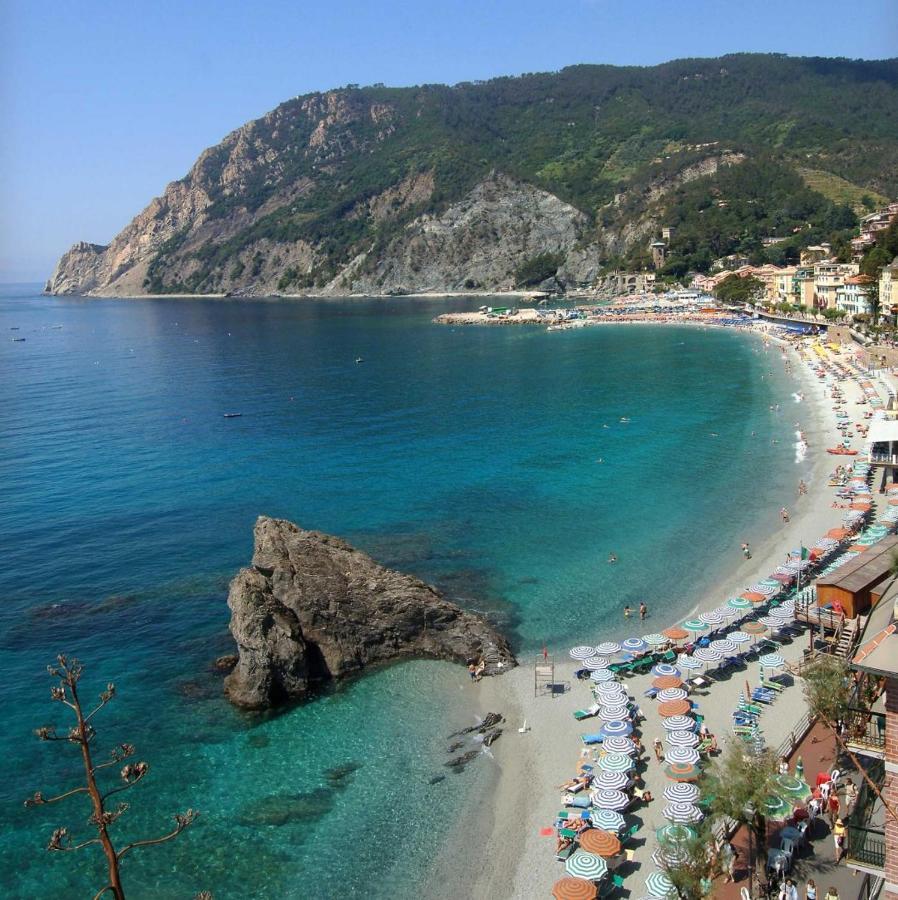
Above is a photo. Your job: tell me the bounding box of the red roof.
[853,623,896,664]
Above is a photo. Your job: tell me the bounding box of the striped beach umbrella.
[594,642,621,656]
[682,619,707,634]
[652,675,683,690]
[728,631,751,644]
[642,633,668,646]
[621,637,647,653]
[663,782,700,803]
[601,736,636,756]
[728,597,752,610]
[600,719,633,738]
[588,809,626,832]
[759,653,786,669]
[692,647,722,664]
[657,687,688,702]
[645,870,677,898]
[764,794,790,818]
[769,607,794,620]
[698,611,723,625]
[570,646,597,660]
[594,683,627,701]
[579,828,621,858]
[583,656,611,670]
[662,802,703,823]
[710,639,737,654]
[656,823,696,843]
[590,668,616,683]
[658,699,692,717]
[665,746,701,766]
[566,850,608,881]
[651,663,681,678]
[774,774,810,798]
[741,620,767,635]
[677,654,702,671]
[759,616,784,629]
[590,788,629,811]
[597,752,633,773]
[599,704,630,721]
[666,730,699,748]
[664,761,702,781]
[592,771,630,791]
[662,714,695,731]
[652,845,689,867]
[552,877,597,900]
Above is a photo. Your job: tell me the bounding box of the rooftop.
[814,536,898,593]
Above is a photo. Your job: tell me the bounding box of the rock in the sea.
[213,654,238,672]
[224,517,516,709]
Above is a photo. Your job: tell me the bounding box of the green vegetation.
[713,274,765,304]
[514,252,564,287]
[141,54,898,293]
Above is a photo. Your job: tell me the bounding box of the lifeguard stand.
[534,653,555,697]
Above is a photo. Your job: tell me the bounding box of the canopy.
[663,782,700,803]
[728,597,752,609]
[662,714,696,731]
[658,699,692,717]
[583,656,611,670]
[728,631,751,644]
[651,663,681,678]
[601,736,637,756]
[621,638,647,653]
[662,626,689,641]
[657,688,688,702]
[759,653,786,669]
[682,619,707,632]
[590,788,629,811]
[665,746,701,765]
[656,823,696,843]
[590,669,616,683]
[665,730,699,748]
[652,675,683,690]
[642,633,668,646]
[592,771,630,791]
[552,878,597,900]
[588,809,626,832]
[598,705,630,721]
[594,642,621,656]
[741,621,767,635]
[566,851,608,881]
[664,761,703,782]
[570,646,597,660]
[709,639,737,654]
[645,870,677,898]
[579,828,621,858]
[600,720,633,738]
[596,752,633,773]
[662,802,703,823]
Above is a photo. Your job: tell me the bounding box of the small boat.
[223,413,242,419]
[826,446,858,456]
[355,357,364,364]
[11,337,25,342]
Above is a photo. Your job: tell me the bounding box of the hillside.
[46,54,898,297]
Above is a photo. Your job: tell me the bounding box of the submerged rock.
[224,517,515,709]
[324,762,362,786]
[236,789,334,827]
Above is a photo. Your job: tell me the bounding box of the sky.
[1,0,896,283]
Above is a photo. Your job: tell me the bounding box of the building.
[794,267,817,307]
[813,262,859,310]
[882,259,898,317]
[773,266,798,304]
[836,274,877,318]
[801,244,833,266]
[813,536,898,618]
[650,241,667,270]
[661,226,675,241]
[852,202,898,260]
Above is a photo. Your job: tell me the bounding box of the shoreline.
[430,326,856,900]
[44,289,550,301]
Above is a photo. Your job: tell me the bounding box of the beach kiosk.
[813,536,898,619]
[868,419,898,491]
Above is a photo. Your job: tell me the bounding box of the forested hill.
[47,54,898,297]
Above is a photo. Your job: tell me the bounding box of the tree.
[713,275,765,305]
[656,823,718,899]
[25,655,198,899]
[705,741,779,893]
[802,654,898,824]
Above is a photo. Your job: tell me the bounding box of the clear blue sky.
[1,0,896,283]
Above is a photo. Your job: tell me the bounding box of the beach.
[428,326,879,900]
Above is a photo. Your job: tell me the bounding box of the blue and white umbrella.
[713,606,736,619]
[677,655,702,671]
[657,688,688,702]
[692,647,722,664]
[597,752,634,773]
[599,704,630,721]
[595,641,621,656]
[665,746,700,765]
[600,719,633,738]
[759,653,786,669]
[663,782,700,803]
[591,788,630,811]
[602,736,637,755]
[662,714,695,731]
[643,633,668,646]
[666,730,699,748]
[645,870,677,898]
[583,656,611,670]
[698,611,723,625]
[594,683,627,701]
[770,607,794,620]
[566,850,608,881]
[662,801,703,823]
[590,668,616,683]
[621,637,647,653]
[728,631,751,644]
[710,639,737,654]
[651,663,681,678]
[570,646,597,660]
[759,616,785,629]
[653,845,689,867]
[592,770,630,791]
[588,808,626,832]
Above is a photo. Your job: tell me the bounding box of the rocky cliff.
[46,55,898,297]
[224,517,516,709]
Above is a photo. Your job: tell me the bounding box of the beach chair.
[661,650,676,663]
[581,732,603,745]
[643,687,658,699]
[760,678,785,692]
[573,703,601,720]
[555,829,577,860]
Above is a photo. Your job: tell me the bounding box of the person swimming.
[608,552,617,563]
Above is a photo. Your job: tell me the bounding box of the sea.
[0,286,814,898]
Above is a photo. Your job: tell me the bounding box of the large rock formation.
[224,517,516,709]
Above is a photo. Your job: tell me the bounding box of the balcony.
[846,760,886,874]
[845,707,886,759]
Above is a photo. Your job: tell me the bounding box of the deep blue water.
[0,286,810,898]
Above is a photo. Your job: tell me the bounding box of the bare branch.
[47,827,101,852]
[117,809,198,860]
[25,786,88,807]
[92,887,115,900]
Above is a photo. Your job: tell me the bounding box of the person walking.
[824,887,839,900]
[832,818,846,860]
[843,780,857,812]
[805,878,817,900]
[721,840,737,883]
[639,601,647,621]
[827,791,841,827]
[653,737,664,762]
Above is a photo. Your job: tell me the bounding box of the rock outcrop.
[224,517,516,709]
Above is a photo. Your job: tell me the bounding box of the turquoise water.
[0,287,810,897]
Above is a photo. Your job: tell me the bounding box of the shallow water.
[0,288,808,897]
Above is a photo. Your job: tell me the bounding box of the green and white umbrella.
[682,619,707,633]
[774,774,811,798]
[566,850,608,881]
[759,653,786,669]
[764,794,790,818]
[729,631,751,644]
[727,597,752,610]
[597,752,633,773]
[656,823,696,843]
[643,633,668,646]
[589,808,626,832]
[645,870,677,898]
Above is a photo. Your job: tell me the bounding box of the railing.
[845,707,887,757]
[775,710,816,761]
[846,824,886,870]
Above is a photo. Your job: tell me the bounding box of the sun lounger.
[581,732,603,745]
[573,703,601,720]
[563,794,591,809]
[760,679,785,692]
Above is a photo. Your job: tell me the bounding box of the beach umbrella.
[592,771,630,791]
[601,736,636,756]
[588,809,626,832]
[642,633,668,646]
[741,621,767,635]
[664,761,703,782]
[651,663,681,678]
[583,656,611,670]
[728,631,751,644]
[710,639,737,654]
[682,619,707,634]
[774,774,810,799]
[662,714,695,731]
[645,870,677,898]
[663,782,700,803]
[665,746,701,766]
[662,802,703,824]
[658,699,692,717]
[728,596,752,610]
[698,611,723,625]
[759,616,784,629]
[594,683,627,701]
[769,607,794,620]
[596,752,633,774]
[692,647,722,664]
[652,845,689,867]
[656,823,696,843]
[600,720,633,738]
[598,705,630,721]
[759,653,786,669]
[662,626,689,642]
[666,730,699,748]
[657,688,688,702]
[764,794,790,818]
[570,646,597,660]
[742,591,767,604]
[566,851,608,881]
[652,675,683,690]
[677,655,702,671]
[621,637,647,653]
[579,828,621,858]
[590,788,630,811]
[552,877,597,900]
[590,668,616,683]
[594,642,621,656]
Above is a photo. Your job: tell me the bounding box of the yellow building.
[881,258,898,316]
[813,262,859,309]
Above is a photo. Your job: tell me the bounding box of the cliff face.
[224,517,516,709]
[46,55,898,297]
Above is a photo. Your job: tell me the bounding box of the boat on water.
[223,413,242,419]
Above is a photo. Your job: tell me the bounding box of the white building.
[835,274,876,318]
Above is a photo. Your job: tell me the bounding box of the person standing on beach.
[639,602,647,621]
[653,737,664,762]
[742,542,752,559]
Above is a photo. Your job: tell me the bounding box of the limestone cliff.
[224,517,516,709]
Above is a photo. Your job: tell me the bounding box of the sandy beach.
[426,326,880,900]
